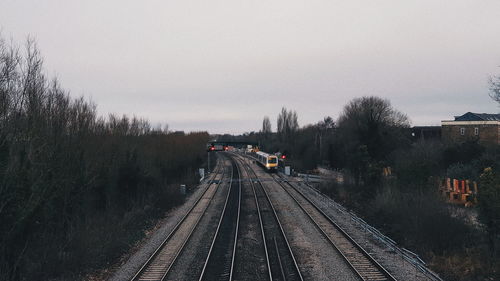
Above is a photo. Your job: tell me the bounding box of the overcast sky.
[1,1,500,134]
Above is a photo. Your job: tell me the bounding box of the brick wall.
[442,124,500,145]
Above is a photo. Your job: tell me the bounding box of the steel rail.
[233,153,303,281]
[229,159,242,281]
[198,155,241,281]
[131,155,227,281]
[272,173,397,281]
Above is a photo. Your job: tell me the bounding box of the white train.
[255,151,278,171]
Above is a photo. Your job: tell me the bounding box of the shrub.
[392,140,443,191]
[368,186,474,255]
[478,168,500,256]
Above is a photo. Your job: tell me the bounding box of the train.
[255,151,278,172]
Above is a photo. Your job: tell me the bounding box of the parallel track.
[198,156,241,281]
[233,154,303,281]
[271,173,397,281]
[131,155,228,281]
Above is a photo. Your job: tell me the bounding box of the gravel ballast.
[253,167,361,281]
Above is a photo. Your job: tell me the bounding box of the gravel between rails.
[232,157,269,281]
[251,166,361,281]
[107,157,226,281]
[164,159,233,281]
[290,177,436,281]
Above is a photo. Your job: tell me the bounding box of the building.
[441,112,500,145]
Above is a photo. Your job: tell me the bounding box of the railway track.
[231,156,271,281]
[131,151,395,281]
[233,154,303,281]
[131,156,228,281]
[271,172,397,281]
[198,156,241,281]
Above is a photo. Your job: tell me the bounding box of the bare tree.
[289,110,299,133]
[0,35,212,280]
[277,107,299,140]
[277,107,286,138]
[316,116,335,160]
[262,115,271,134]
[489,74,500,104]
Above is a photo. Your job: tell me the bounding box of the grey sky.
[1,1,500,134]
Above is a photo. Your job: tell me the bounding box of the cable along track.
[233,153,303,281]
[272,173,397,281]
[131,156,227,281]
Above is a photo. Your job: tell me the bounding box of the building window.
[474,127,479,136]
[460,128,465,135]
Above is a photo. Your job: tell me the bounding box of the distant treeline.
[0,38,209,279]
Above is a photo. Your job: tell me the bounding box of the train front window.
[268,157,277,164]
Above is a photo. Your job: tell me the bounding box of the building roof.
[454,112,500,121]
